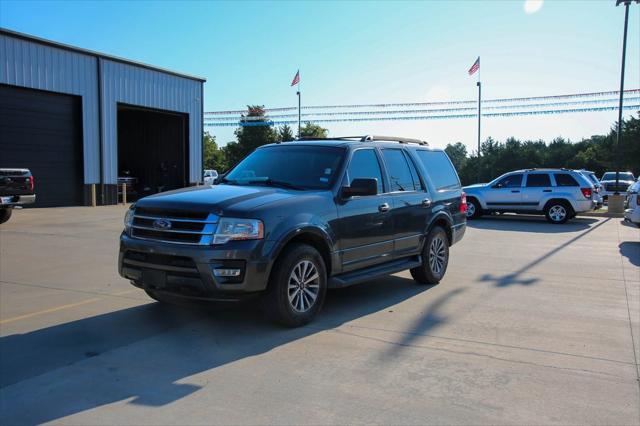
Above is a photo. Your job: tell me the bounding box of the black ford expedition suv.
[119,136,467,326]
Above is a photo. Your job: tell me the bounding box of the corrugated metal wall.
[0,32,203,188]
[0,33,101,183]
[100,59,202,184]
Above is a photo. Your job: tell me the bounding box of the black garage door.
[0,85,84,207]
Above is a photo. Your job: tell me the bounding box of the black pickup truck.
[0,169,36,224]
[119,136,467,326]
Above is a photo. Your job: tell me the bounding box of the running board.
[329,256,422,289]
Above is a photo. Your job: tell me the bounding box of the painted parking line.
[0,289,138,325]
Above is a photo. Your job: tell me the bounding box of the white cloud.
[524,0,543,15]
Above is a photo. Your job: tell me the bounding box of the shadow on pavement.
[478,218,611,287]
[0,274,436,424]
[467,214,599,233]
[619,241,640,267]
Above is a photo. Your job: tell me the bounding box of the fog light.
[213,268,241,277]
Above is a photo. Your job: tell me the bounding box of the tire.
[544,200,572,224]
[0,208,12,224]
[263,243,327,327]
[410,226,450,285]
[466,198,482,220]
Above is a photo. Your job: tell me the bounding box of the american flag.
[291,70,300,86]
[468,57,480,76]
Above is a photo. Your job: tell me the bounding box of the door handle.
[511,190,520,193]
[421,198,432,207]
[378,203,390,213]
[543,189,552,192]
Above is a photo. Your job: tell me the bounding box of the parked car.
[0,168,35,224]
[576,170,603,208]
[119,136,467,326]
[203,169,218,186]
[624,180,640,227]
[463,168,597,224]
[600,171,635,201]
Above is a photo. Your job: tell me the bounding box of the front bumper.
[119,233,272,301]
[0,194,35,207]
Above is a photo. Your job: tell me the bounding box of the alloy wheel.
[287,260,320,313]
[466,202,476,218]
[429,236,447,275]
[549,205,567,222]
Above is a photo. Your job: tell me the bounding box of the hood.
[463,183,488,190]
[135,184,303,214]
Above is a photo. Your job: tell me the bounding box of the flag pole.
[297,72,301,138]
[476,57,481,182]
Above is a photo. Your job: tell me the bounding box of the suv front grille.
[130,208,218,245]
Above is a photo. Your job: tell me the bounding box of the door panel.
[337,195,394,271]
[522,173,553,208]
[389,192,429,257]
[337,148,393,272]
[485,173,523,209]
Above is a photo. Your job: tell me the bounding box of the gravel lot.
[0,206,638,425]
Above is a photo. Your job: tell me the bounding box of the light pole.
[614,0,638,194]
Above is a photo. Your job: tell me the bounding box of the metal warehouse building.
[0,28,205,207]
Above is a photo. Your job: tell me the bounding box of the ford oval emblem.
[152,219,172,230]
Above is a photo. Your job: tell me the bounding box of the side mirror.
[342,178,378,197]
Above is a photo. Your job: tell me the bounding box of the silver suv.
[463,169,597,224]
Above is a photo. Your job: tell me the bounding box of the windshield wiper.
[247,178,305,190]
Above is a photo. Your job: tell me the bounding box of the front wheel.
[466,198,482,219]
[0,208,12,224]
[545,201,572,224]
[263,243,327,327]
[411,226,450,285]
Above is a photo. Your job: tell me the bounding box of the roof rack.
[294,135,428,146]
[361,135,428,145]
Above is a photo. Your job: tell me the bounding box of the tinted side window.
[347,149,384,194]
[554,173,579,187]
[415,150,460,191]
[526,174,551,187]
[495,174,523,188]
[381,149,420,192]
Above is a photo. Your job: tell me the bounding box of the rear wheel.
[263,243,327,327]
[0,208,12,224]
[466,198,482,219]
[411,226,449,285]
[544,201,572,224]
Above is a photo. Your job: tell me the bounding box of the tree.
[225,105,278,167]
[451,113,640,186]
[444,142,467,171]
[203,131,228,172]
[278,124,295,142]
[299,122,328,138]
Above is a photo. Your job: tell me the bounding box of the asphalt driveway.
[0,207,638,425]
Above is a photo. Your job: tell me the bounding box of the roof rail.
[293,135,429,145]
[360,135,429,145]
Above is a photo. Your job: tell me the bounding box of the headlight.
[124,207,135,232]
[213,218,264,244]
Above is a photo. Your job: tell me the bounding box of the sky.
[1,0,639,152]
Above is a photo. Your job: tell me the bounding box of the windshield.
[224,145,346,190]
[602,172,634,181]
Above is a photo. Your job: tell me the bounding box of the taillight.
[580,188,592,199]
[460,192,468,214]
[28,176,34,192]
[637,195,640,206]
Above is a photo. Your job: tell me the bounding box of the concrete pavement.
[0,207,638,425]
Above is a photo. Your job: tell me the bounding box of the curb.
[579,211,624,218]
